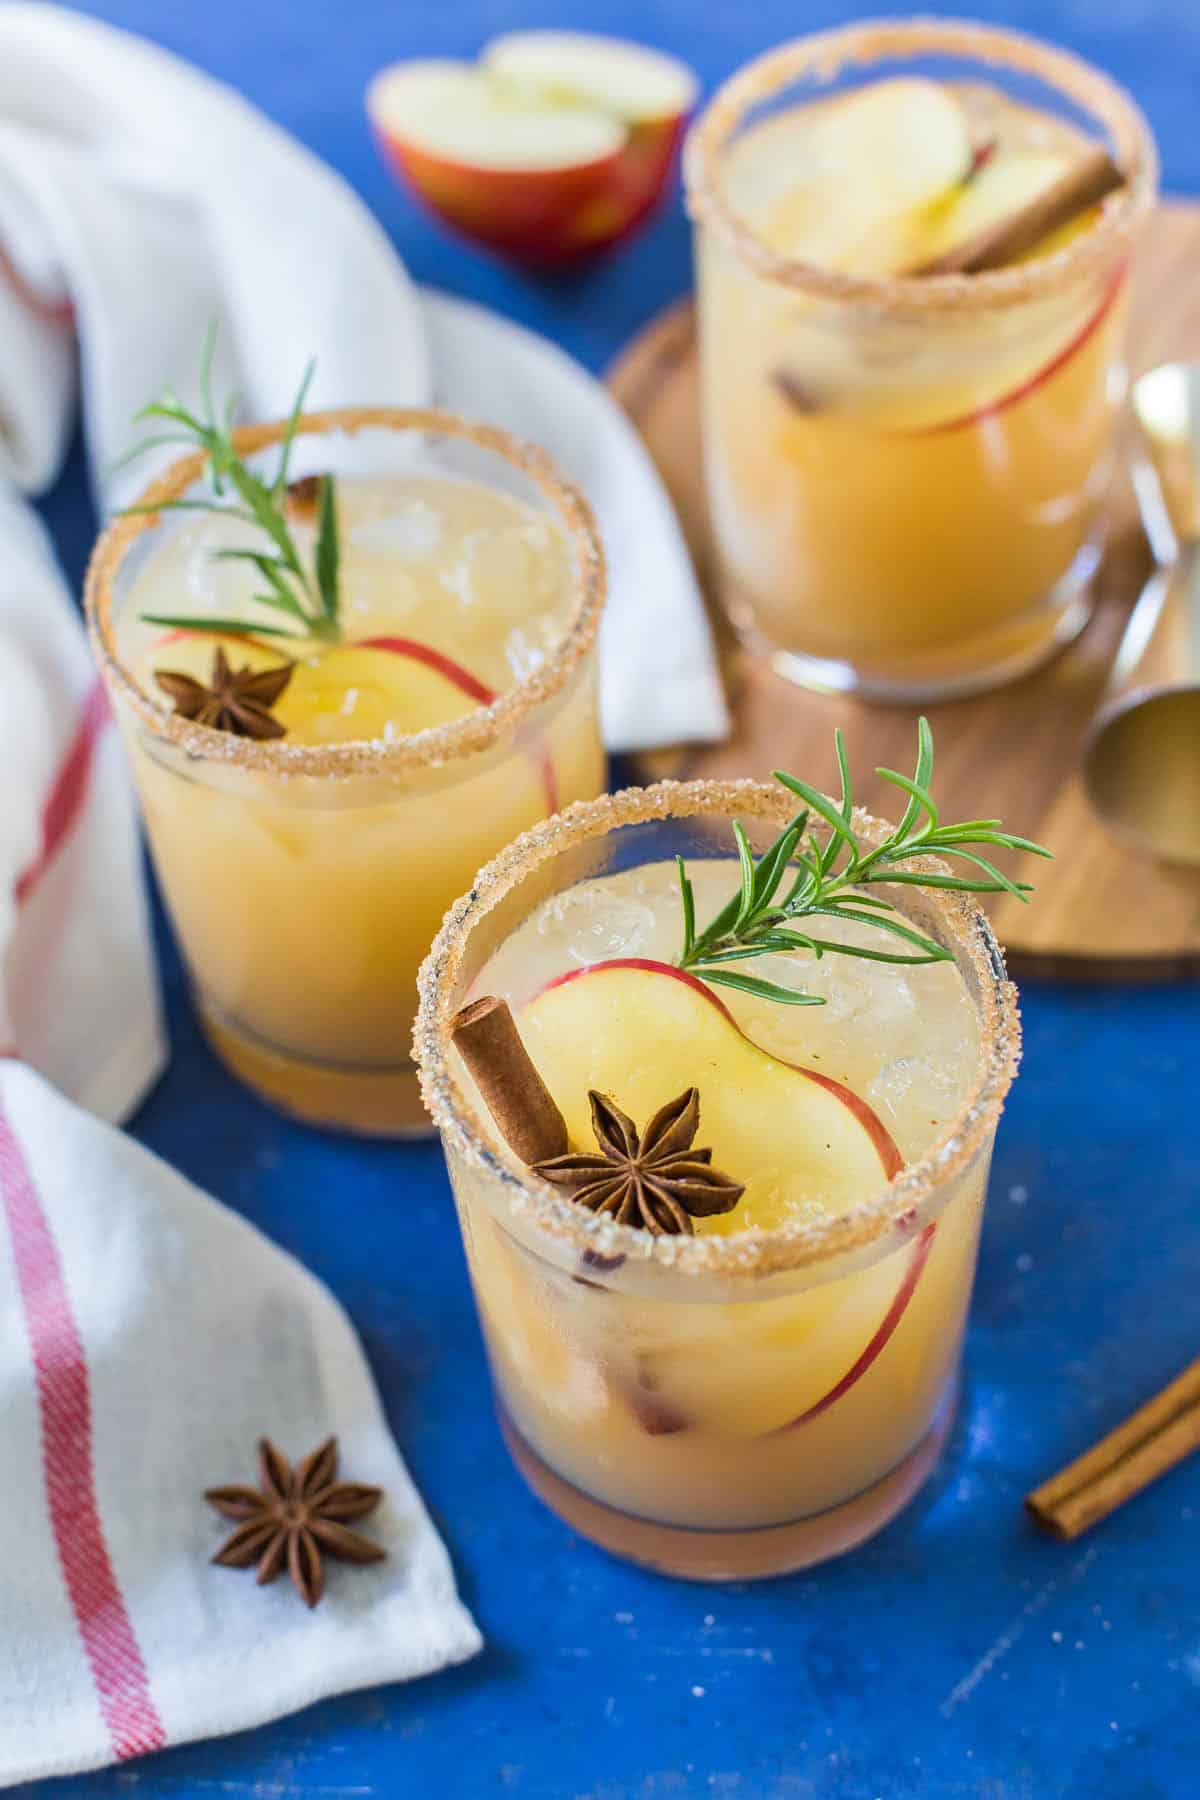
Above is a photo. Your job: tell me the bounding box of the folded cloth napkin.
[0,1058,482,1786]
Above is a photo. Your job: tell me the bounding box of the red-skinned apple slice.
[519,957,937,1438]
[531,958,902,1181]
[145,630,558,811]
[771,1222,937,1434]
[367,35,696,264]
[902,262,1127,439]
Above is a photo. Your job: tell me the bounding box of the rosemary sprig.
[676,718,1050,1007]
[118,327,341,645]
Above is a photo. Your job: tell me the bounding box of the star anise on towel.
[205,1437,386,1608]
[155,646,293,739]
[533,1088,744,1237]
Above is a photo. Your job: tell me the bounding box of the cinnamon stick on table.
[451,994,569,1166]
[1026,1356,1200,1541]
[913,144,1125,277]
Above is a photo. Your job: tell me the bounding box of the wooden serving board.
[607,201,1200,979]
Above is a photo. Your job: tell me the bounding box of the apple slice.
[519,958,938,1438]
[144,631,558,810]
[729,79,973,277]
[912,146,1077,270]
[367,35,696,264]
[522,957,901,1213]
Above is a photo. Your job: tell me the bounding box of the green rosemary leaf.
[137,612,303,640]
[773,771,859,865]
[862,869,1035,895]
[930,845,1030,901]
[874,766,939,833]
[695,968,826,1007]
[752,813,806,909]
[210,547,301,601]
[315,475,339,621]
[800,937,950,966]
[118,498,258,524]
[676,856,696,961]
[110,433,202,475]
[731,822,758,932]
[804,906,951,959]
[133,399,207,433]
[273,358,316,499]
[834,729,853,823]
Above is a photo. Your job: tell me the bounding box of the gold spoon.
[1082,362,1200,867]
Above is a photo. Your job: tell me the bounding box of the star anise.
[155,646,293,739]
[205,1436,386,1608]
[533,1088,744,1237]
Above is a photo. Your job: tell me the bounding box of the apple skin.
[369,112,687,267]
[359,634,559,814]
[772,1221,937,1433]
[906,261,1128,440]
[538,956,903,1179]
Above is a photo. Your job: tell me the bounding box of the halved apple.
[367,34,697,264]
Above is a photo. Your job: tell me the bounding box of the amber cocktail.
[416,775,1022,1578]
[87,409,605,1134]
[685,20,1156,699]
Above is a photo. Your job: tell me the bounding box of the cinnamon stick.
[1025,1356,1200,1541]
[913,145,1125,277]
[451,995,568,1166]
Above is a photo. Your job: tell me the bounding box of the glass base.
[733,547,1098,704]
[499,1384,958,1581]
[198,999,434,1138]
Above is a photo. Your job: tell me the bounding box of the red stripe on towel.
[0,1099,166,1761]
[15,680,111,905]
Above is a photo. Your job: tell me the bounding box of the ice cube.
[536,886,657,966]
[349,499,442,558]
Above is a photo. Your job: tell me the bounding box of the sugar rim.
[414,779,1022,1279]
[683,16,1157,314]
[85,407,606,780]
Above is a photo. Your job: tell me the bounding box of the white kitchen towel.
[0,1058,481,1787]
[0,2,728,753]
[0,1,532,1783]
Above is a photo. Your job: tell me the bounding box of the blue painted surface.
[24,1,1200,1794]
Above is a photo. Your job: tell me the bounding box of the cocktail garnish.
[913,143,1124,276]
[675,717,1050,1008]
[451,995,569,1166]
[205,1436,386,1610]
[533,1088,744,1237]
[155,645,294,739]
[118,328,343,646]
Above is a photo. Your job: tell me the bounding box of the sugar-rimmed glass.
[684,19,1157,700]
[86,408,606,1136]
[415,781,1021,1579]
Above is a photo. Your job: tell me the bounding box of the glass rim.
[414,778,1022,1279]
[683,16,1157,315]
[84,406,606,781]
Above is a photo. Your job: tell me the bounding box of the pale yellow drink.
[416,784,1021,1578]
[685,22,1156,698]
[87,411,606,1135]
